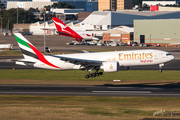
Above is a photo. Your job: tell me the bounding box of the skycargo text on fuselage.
[119,52,153,60]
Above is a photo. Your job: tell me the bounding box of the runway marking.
[92,91,151,94]
[0,59,14,62]
[107,87,163,90]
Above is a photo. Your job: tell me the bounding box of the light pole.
[44,8,46,53]
[1,18,2,33]
[17,6,18,32]
[7,19,9,31]
[22,20,24,29]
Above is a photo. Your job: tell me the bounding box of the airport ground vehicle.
[132,42,138,46]
[111,43,118,46]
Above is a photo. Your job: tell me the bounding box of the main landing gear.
[85,72,103,79]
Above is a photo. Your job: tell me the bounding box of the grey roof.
[115,11,177,16]
[82,11,180,26]
[91,11,110,15]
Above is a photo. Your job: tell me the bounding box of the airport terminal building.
[134,19,180,46]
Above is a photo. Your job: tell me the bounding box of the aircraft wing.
[52,55,102,67]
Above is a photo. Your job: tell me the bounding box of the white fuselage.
[21,49,174,71]
[75,31,101,40]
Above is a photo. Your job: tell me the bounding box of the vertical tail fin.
[14,33,43,60]
[52,17,83,40]
[14,33,61,69]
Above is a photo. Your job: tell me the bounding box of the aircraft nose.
[170,55,175,61]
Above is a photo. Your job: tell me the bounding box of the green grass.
[0,51,23,56]
[0,96,180,119]
[0,69,180,81]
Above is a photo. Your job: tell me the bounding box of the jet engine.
[100,61,119,72]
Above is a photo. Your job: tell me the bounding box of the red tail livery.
[53,17,83,41]
[52,17,99,41]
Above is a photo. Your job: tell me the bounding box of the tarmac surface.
[1,84,180,97]
[1,35,180,97]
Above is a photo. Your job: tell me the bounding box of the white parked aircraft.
[14,33,174,78]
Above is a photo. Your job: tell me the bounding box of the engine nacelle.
[100,61,119,72]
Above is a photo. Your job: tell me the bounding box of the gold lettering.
[119,53,123,60]
[145,53,149,59]
[137,53,141,59]
[135,54,138,59]
[112,58,116,61]
[150,53,153,58]
[118,52,153,60]
[124,54,131,60]
[132,52,134,59]
[142,53,145,59]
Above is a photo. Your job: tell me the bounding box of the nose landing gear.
[159,63,164,73]
[159,68,162,73]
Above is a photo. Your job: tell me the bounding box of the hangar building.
[134,19,180,46]
[80,11,180,31]
[103,26,134,44]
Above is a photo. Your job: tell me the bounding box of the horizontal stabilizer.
[13,59,37,63]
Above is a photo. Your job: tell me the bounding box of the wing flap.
[52,55,102,67]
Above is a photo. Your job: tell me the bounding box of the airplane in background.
[14,33,175,78]
[52,17,100,41]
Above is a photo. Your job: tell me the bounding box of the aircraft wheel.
[85,75,89,79]
[89,74,93,77]
[93,73,96,77]
[159,69,162,73]
[99,72,103,75]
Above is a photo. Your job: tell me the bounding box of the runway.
[0,84,180,97]
[0,50,180,97]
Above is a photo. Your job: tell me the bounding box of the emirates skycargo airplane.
[14,33,174,78]
[52,17,99,41]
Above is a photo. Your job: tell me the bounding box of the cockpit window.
[166,53,171,56]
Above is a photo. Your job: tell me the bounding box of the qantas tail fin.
[52,17,83,41]
[14,33,44,60]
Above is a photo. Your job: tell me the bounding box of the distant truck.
[0,44,14,50]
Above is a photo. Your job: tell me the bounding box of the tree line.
[0,8,40,29]
[0,2,75,29]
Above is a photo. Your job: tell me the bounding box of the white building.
[142,1,177,6]
[30,21,56,35]
[159,6,180,11]
[50,8,84,14]
[7,0,57,10]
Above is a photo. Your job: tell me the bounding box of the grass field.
[0,95,180,120]
[0,69,180,119]
[0,69,180,85]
